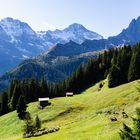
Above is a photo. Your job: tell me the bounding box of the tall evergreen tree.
[111,49,118,66]
[0,92,9,115]
[117,46,132,83]
[108,65,121,88]
[8,80,14,102]
[30,78,38,101]
[35,115,41,130]
[40,79,49,98]
[133,108,140,139]
[128,44,140,82]
[119,123,135,140]
[119,108,140,140]
[9,83,21,110]
[23,112,34,135]
[16,95,27,120]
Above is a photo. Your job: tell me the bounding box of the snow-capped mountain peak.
[64,23,87,32]
[0,18,104,74]
[40,23,103,44]
[0,17,36,37]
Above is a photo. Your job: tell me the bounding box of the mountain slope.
[0,80,139,140]
[0,50,99,86]
[1,16,140,91]
[107,16,140,47]
[1,16,140,77]
[0,17,103,74]
[0,18,48,74]
[50,16,140,57]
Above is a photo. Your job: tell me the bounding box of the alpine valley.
[1,16,140,92]
[0,17,103,75]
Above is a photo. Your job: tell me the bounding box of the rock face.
[0,18,103,74]
[107,16,140,47]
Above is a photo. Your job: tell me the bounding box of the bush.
[23,127,60,138]
[23,112,60,138]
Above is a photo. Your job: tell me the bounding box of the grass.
[0,79,140,140]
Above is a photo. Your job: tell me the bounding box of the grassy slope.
[0,80,140,140]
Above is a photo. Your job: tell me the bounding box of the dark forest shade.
[1,43,140,116]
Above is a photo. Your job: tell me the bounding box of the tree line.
[108,43,140,87]
[1,43,140,116]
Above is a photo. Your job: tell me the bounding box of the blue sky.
[0,0,140,38]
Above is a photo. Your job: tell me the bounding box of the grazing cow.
[122,112,128,118]
[113,112,119,115]
[110,117,117,122]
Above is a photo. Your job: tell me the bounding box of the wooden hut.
[66,92,74,97]
[38,97,49,108]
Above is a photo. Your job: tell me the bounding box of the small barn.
[38,98,50,108]
[66,92,74,97]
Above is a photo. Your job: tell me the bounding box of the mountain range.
[0,17,103,74]
[1,16,140,92]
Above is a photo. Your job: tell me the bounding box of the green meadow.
[0,79,140,140]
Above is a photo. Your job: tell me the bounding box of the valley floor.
[0,80,140,140]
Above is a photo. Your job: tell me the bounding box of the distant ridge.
[0,17,103,74]
[1,16,140,92]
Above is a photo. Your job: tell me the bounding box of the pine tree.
[111,49,118,65]
[128,44,140,82]
[9,83,21,110]
[108,65,121,88]
[29,78,39,101]
[35,115,41,130]
[119,123,135,140]
[133,108,140,139]
[23,112,35,135]
[40,79,49,98]
[117,46,132,83]
[8,80,15,102]
[75,65,85,93]
[119,108,140,140]
[136,81,140,93]
[0,92,9,115]
[16,95,27,120]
